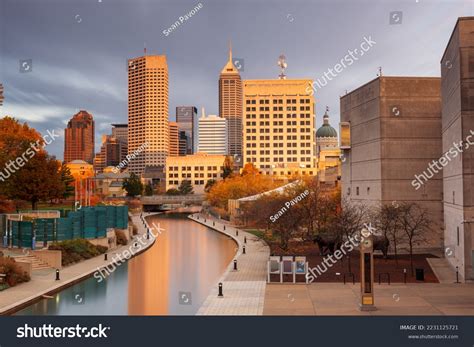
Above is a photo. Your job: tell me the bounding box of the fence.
[2,206,128,249]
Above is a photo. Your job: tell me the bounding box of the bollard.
[204,219,207,223]
[244,236,247,244]
[233,259,237,271]
[147,229,150,240]
[456,266,460,283]
[213,222,215,226]
[223,225,226,231]
[55,269,60,281]
[218,282,223,297]
[104,253,108,261]
[243,245,246,254]
[403,268,407,284]
[236,230,239,236]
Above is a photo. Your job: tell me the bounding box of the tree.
[122,173,143,197]
[375,203,403,264]
[241,163,259,176]
[6,152,64,210]
[178,180,194,195]
[144,182,154,196]
[58,163,75,200]
[398,202,431,275]
[222,156,234,179]
[204,179,216,193]
[165,188,180,196]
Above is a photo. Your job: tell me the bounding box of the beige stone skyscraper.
[128,55,169,174]
[169,121,179,157]
[243,79,317,176]
[219,44,243,159]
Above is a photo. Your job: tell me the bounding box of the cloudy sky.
[0,0,472,160]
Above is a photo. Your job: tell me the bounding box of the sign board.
[269,256,281,274]
[282,256,294,274]
[294,256,306,274]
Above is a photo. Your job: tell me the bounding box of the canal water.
[15,213,237,315]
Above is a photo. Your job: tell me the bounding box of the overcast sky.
[0,0,473,160]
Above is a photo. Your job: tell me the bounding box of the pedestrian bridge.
[141,195,205,211]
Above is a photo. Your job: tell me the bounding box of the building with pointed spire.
[219,43,243,160]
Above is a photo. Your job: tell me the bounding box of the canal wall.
[188,213,269,315]
[0,213,157,315]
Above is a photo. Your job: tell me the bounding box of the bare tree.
[374,203,404,264]
[398,202,431,275]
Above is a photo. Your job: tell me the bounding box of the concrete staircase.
[13,255,51,270]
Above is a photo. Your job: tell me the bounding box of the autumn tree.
[178,180,194,195]
[222,156,234,179]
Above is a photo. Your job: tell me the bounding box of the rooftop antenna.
[377,66,382,77]
[201,106,206,118]
[277,54,287,80]
[144,42,147,56]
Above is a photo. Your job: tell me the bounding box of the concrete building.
[178,130,187,156]
[94,168,130,198]
[169,121,179,157]
[198,110,228,155]
[127,55,169,175]
[441,17,474,281]
[64,110,95,164]
[340,76,444,252]
[166,153,226,194]
[219,44,243,159]
[316,108,341,183]
[176,106,197,154]
[242,78,317,177]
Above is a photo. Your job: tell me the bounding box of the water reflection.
[16,213,236,315]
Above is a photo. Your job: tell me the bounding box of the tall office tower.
[0,83,4,106]
[242,79,317,176]
[128,54,169,175]
[219,44,243,159]
[178,130,187,156]
[198,109,228,155]
[340,76,443,252]
[441,17,474,281]
[64,110,95,164]
[93,135,124,173]
[111,124,128,144]
[169,121,179,157]
[176,106,197,154]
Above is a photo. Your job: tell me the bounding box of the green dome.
[316,110,337,138]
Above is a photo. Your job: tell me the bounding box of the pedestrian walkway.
[189,214,269,315]
[0,213,156,315]
[263,282,474,315]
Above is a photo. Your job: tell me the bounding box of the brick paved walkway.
[189,214,269,315]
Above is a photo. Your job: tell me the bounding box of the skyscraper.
[219,43,243,159]
[93,135,125,173]
[198,109,228,155]
[169,121,179,157]
[128,55,169,175]
[64,110,95,164]
[242,79,316,176]
[111,124,128,144]
[176,106,197,154]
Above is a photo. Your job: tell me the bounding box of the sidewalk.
[0,213,156,315]
[189,214,269,315]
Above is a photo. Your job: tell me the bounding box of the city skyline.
[0,0,473,161]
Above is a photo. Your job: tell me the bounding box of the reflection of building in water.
[127,221,170,315]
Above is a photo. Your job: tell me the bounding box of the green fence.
[4,206,128,249]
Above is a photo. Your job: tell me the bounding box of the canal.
[15,213,237,315]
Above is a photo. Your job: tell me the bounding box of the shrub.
[115,230,128,246]
[0,257,30,287]
[48,239,107,267]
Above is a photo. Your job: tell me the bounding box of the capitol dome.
[316,108,338,138]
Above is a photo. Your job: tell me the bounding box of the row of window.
[245,99,311,104]
[168,166,222,171]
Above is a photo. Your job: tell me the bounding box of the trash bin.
[415,268,424,281]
